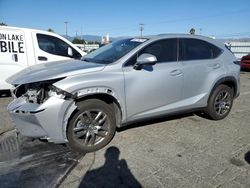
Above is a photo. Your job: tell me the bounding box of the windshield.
[81,38,148,64]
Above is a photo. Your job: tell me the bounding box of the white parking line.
[240,91,250,96]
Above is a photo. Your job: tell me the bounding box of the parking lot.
[0,71,250,188]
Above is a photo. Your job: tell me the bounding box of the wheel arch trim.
[210,76,238,100]
[73,87,124,124]
[62,87,124,142]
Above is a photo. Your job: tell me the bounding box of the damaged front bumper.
[7,96,76,143]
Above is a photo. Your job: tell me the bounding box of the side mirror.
[68,47,73,57]
[133,53,157,70]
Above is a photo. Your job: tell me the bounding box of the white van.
[0,26,86,90]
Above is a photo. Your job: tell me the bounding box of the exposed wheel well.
[222,80,236,96]
[212,77,238,98]
[75,94,122,127]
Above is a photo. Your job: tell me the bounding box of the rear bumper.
[7,96,76,143]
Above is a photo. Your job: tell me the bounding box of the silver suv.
[7,34,240,153]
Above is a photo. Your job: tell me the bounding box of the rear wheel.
[67,99,116,153]
[205,85,234,120]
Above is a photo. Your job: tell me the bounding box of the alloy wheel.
[214,90,232,116]
[72,109,110,147]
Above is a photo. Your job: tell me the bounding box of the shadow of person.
[79,146,142,188]
[245,150,250,165]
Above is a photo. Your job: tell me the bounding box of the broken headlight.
[13,78,65,104]
[24,88,46,104]
[48,85,76,100]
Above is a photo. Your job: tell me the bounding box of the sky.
[1,0,250,38]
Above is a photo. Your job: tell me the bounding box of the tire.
[205,85,234,120]
[67,99,116,153]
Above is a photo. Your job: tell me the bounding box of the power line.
[81,9,249,33]
[215,32,250,38]
[145,9,249,26]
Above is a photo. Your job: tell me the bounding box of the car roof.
[144,33,212,40]
[0,25,51,33]
[139,34,224,48]
[0,26,67,40]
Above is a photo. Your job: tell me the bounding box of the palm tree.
[189,28,195,35]
[0,22,7,26]
[47,28,54,32]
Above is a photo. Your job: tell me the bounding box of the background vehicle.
[241,54,250,70]
[7,34,240,153]
[0,26,86,90]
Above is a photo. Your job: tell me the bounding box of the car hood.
[6,59,105,85]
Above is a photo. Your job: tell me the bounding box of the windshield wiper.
[82,57,112,64]
[81,58,92,62]
[98,59,112,64]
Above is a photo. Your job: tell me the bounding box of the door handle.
[38,56,48,61]
[170,69,182,76]
[207,63,221,69]
[12,54,18,62]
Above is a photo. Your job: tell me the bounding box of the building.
[101,34,110,44]
[226,41,250,59]
[74,44,100,53]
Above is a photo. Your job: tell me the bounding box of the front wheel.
[67,99,116,153]
[205,85,234,120]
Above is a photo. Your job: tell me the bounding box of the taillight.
[233,61,240,65]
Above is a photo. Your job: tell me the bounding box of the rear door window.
[180,38,221,61]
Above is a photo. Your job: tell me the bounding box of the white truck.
[0,26,86,91]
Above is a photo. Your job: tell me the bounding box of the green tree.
[47,28,54,32]
[72,38,85,44]
[189,28,195,35]
[0,22,7,26]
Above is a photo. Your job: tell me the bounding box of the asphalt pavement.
[0,71,250,188]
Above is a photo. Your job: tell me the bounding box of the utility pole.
[199,28,202,35]
[64,21,68,39]
[80,27,83,40]
[139,23,144,38]
[75,30,78,38]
